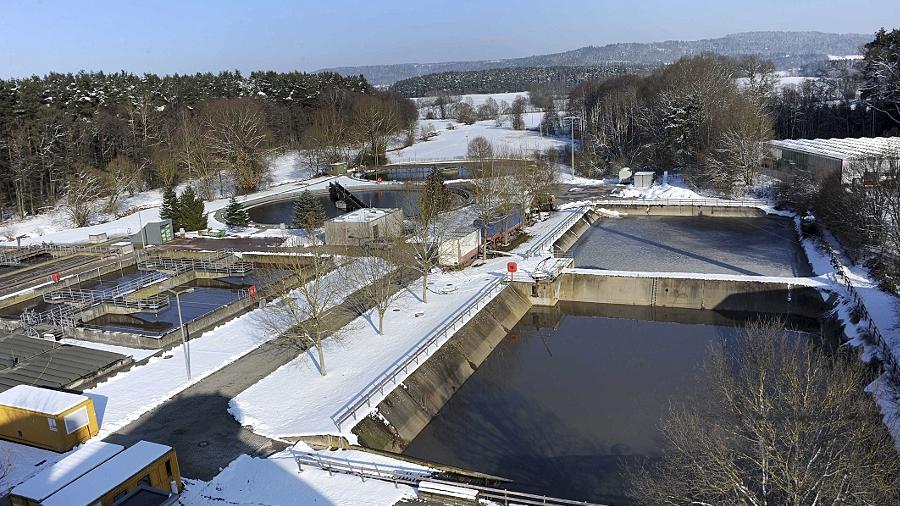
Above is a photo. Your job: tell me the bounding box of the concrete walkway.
[103,268,420,480]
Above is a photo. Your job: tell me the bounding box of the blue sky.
[0,0,896,78]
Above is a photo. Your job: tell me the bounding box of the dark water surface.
[246,190,435,224]
[569,216,812,277]
[403,302,817,504]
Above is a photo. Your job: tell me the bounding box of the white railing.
[587,197,768,208]
[291,450,603,506]
[525,207,589,258]
[332,277,505,431]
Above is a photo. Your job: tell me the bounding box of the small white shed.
[439,228,481,268]
[324,208,404,247]
[633,171,655,188]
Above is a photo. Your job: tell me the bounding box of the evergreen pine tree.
[223,196,250,227]
[178,186,208,231]
[292,190,326,229]
[159,186,181,230]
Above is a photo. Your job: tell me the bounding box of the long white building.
[769,136,900,184]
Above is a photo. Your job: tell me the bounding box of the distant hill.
[319,31,871,86]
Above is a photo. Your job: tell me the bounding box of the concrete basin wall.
[558,270,827,317]
[353,284,532,452]
[596,204,767,218]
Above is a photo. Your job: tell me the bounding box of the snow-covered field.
[390,113,566,163]
[181,442,427,506]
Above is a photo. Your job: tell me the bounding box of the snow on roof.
[331,208,399,223]
[769,137,900,161]
[0,385,88,415]
[11,442,125,501]
[42,441,173,506]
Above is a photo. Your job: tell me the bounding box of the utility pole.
[563,116,579,173]
[165,288,196,379]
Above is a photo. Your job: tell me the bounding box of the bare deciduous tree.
[203,98,276,196]
[101,155,142,213]
[629,318,900,505]
[405,172,454,303]
[342,245,404,335]
[65,164,101,227]
[258,248,342,376]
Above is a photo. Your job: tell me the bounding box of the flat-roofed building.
[0,385,100,452]
[41,440,182,506]
[324,208,404,247]
[769,136,900,184]
[0,333,130,393]
[9,441,125,505]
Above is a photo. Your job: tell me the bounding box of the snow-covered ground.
[228,268,502,440]
[0,440,66,495]
[390,113,566,163]
[227,209,584,441]
[612,181,705,200]
[0,152,323,246]
[81,267,354,437]
[60,338,159,362]
[181,442,427,506]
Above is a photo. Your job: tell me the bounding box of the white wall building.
[324,208,404,247]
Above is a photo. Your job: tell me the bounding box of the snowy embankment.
[227,210,581,441]
[180,442,427,506]
[784,216,900,446]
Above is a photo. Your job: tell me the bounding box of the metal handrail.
[332,277,505,431]
[291,450,604,506]
[816,234,900,380]
[525,207,589,258]
[583,197,768,207]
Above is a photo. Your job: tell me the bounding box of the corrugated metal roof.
[0,333,128,392]
[769,137,900,160]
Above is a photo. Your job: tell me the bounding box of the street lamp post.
[165,288,195,379]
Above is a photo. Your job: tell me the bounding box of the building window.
[63,406,90,434]
[48,417,58,432]
[165,459,173,476]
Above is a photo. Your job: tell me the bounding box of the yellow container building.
[0,385,99,452]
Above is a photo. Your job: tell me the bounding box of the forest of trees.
[390,64,650,97]
[568,28,900,194]
[0,70,415,222]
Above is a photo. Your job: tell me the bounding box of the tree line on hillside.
[390,64,651,97]
[0,70,415,226]
[567,29,900,194]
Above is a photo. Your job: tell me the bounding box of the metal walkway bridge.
[328,182,367,211]
[19,250,252,333]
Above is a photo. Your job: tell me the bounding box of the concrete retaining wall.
[558,271,827,317]
[353,285,532,452]
[595,204,766,218]
[551,210,600,255]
